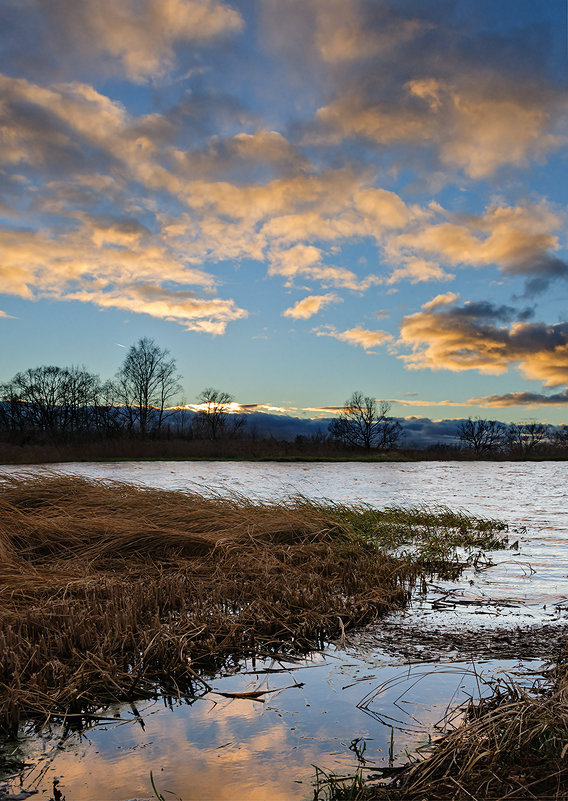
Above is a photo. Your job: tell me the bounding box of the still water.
[1,461,567,800]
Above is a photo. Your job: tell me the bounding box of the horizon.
[1,1,567,425]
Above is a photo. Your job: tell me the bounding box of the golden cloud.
[315,79,567,178]
[399,299,568,387]
[314,324,393,350]
[68,285,247,335]
[282,293,340,319]
[384,201,566,284]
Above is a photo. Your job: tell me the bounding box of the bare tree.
[0,365,113,440]
[505,421,550,458]
[194,387,246,440]
[115,338,181,437]
[553,425,568,451]
[457,417,506,456]
[328,391,402,451]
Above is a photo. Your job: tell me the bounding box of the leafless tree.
[457,417,506,456]
[328,391,402,450]
[115,338,181,437]
[194,387,246,440]
[0,365,116,439]
[505,421,551,458]
[553,425,568,451]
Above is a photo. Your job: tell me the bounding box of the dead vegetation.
[0,473,505,739]
[383,656,568,800]
[315,654,568,801]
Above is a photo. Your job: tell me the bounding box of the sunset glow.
[1,0,567,422]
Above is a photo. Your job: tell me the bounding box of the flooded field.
[1,461,566,800]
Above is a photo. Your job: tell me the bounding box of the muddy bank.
[349,618,568,663]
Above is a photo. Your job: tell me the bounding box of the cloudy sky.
[1,0,567,422]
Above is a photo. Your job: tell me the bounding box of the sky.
[1,0,567,424]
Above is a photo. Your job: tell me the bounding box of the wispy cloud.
[2,0,244,82]
[282,293,340,319]
[313,324,393,350]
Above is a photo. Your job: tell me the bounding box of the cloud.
[421,291,460,311]
[1,0,244,82]
[314,324,393,350]
[282,293,340,320]
[1,1,567,357]
[0,220,250,334]
[304,5,568,180]
[0,310,16,319]
[308,0,427,64]
[384,201,568,289]
[314,83,565,180]
[172,130,309,181]
[67,284,247,334]
[467,390,568,408]
[399,296,568,387]
[268,243,380,291]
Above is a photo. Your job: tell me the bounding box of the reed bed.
[0,473,505,739]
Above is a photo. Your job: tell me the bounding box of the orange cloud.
[314,78,567,178]
[384,201,566,286]
[68,285,247,334]
[268,244,380,290]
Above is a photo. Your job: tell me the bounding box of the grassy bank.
[0,475,506,738]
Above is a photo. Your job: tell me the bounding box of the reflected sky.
[10,652,537,801]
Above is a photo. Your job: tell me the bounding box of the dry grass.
[377,657,568,800]
[317,655,568,801]
[0,473,440,737]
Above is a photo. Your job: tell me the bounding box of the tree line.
[457,417,568,458]
[0,338,245,444]
[1,337,566,457]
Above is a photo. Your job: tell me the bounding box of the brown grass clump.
[320,652,568,801]
[0,473,432,737]
[376,656,568,800]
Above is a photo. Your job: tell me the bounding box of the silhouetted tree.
[115,338,181,436]
[505,422,550,458]
[328,391,402,450]
[553,425,568,451]
[457,417,506,456]
[0,365,114,439]
[194,387,246,440]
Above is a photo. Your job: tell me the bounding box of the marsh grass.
[0,474,506,739]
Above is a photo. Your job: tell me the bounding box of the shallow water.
[1,460,567,800]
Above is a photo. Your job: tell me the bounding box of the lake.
[1,460,566,800]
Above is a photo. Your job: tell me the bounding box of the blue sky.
[1,0,567,423]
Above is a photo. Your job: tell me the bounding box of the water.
[1,461,567,800]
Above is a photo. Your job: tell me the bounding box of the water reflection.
[12,652,534,801]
